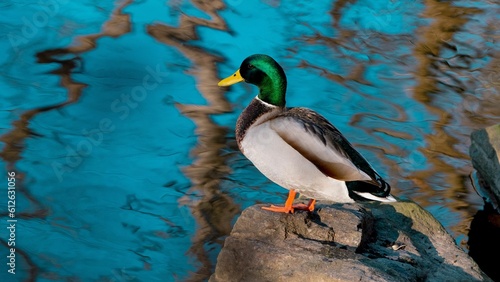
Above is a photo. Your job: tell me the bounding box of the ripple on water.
[0,0,499,280]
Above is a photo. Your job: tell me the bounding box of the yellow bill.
[218,69,244,86]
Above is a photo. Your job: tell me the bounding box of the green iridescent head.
[219,54,287,107]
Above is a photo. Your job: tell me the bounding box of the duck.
[218,54,396,213]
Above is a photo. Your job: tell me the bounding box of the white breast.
[240,122,354,202]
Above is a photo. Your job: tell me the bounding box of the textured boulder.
[210,201,491,282]
[470,124,500,209]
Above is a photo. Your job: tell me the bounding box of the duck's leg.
[292,199,316,212]
[262,189,297,213]
[262,191,316,213]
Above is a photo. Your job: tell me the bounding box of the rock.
[210,201,491,282]
[470,124,500,209]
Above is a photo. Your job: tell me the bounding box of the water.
[0,0,499,281]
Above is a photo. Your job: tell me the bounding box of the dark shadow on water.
[468,204,500,281]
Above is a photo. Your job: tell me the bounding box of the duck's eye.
[248,64,254,69]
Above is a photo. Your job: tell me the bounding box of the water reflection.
[410,1,500,241]
[1,1,133,280]
[147,1,239,280]
[0,0,499,281]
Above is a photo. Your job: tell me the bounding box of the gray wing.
[269,107,391,197]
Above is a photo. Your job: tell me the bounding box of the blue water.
[1,0,499,281]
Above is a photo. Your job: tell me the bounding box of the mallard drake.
[219,54,396,213]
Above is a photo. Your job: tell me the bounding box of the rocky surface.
[210,201,491,282]
[470,124,500,210]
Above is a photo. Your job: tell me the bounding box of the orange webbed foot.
[261,191,316,214]
[262,205,294,213]
[292,199,316,212]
